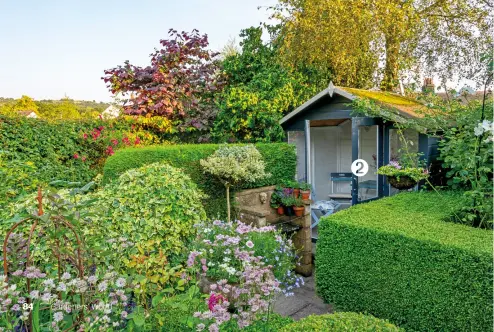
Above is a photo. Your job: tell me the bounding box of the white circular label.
[351,159,369,177]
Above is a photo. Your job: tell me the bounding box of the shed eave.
[279,88,330,125]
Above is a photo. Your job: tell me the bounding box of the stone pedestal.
[235,186,313,277]
[292,202,313,277]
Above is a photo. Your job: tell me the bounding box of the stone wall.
[235,186,313,276]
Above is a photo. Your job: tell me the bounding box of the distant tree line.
[0,95,109,120]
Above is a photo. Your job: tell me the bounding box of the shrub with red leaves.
[102,29,224,141]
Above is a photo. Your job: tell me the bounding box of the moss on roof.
[340,87,427,118]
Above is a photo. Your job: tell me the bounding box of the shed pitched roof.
[279,82,427,125]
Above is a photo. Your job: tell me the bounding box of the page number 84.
[22,303,33,311]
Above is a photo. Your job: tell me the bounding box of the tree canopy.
[271,0,492,90]
[212,27,328,142]
[103,29,224,139]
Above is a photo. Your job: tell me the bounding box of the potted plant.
[270,187,285,215]
[299,182,311,199]
[292,198,305,217]
[291,181,301,198]
[377,160,429,190]
[281,196,296,216]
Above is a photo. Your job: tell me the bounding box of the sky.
[0,0,276,102]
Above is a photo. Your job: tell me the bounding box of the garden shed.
[280,82,439,206]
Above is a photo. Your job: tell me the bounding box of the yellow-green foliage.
[280,313,403,331]
[94,162,207,256]
[316,191,493,331]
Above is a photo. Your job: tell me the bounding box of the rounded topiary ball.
[98,162,207,256]
[279,312,403,331]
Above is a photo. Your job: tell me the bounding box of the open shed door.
[351,117,384,205]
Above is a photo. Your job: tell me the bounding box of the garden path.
[273,276,333,320]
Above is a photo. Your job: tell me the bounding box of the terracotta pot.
[300,190,310,200]
[277,206,285,215]
[293,206,304,217]
[292,189,300,198]
[387,176,417,190]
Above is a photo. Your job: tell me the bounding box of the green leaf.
[32,301,40,332]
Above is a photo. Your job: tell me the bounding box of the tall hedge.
[0,115,161,186]
[316,191,493,332]
[102,143,297,218]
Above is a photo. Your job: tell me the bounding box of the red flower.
[106,146,114,156]
[111,138,119,146]
[98,126,104,131]
[73,153,79,159]
[98,114,103,120]
[122,137,130,145]
[134,137,141,145]
[82,156,87,162]
[82,133,88,139]
[208,293,226,311]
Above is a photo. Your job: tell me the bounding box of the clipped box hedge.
[280,312,403,331]
[316,191,493,332]
[103,143,296,218]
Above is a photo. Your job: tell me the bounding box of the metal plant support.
[2,187,85,331]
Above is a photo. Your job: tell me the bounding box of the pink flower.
[246,241,254,249]
[82,133,88,139]
[106,146,114,156]
[111,139,119,146]
[73,153,79,159]
[208,293,226,311]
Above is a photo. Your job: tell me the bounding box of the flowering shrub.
[439,107,493,227]
[187,220,302,330]
[189,220,301,290]
[0,267,134,331]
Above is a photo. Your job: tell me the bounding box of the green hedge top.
[102,143,297,218]
[321,191,492,255]
[279,312,403,331]
[103,143,296,188]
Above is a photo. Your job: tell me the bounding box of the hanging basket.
[387,176,417,190]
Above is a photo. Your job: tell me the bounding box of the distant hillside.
[0,96,111,120]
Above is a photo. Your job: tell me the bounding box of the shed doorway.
[309,119,353,207]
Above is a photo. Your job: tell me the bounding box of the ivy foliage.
[213,27,326,142]
[316,191,493,332]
